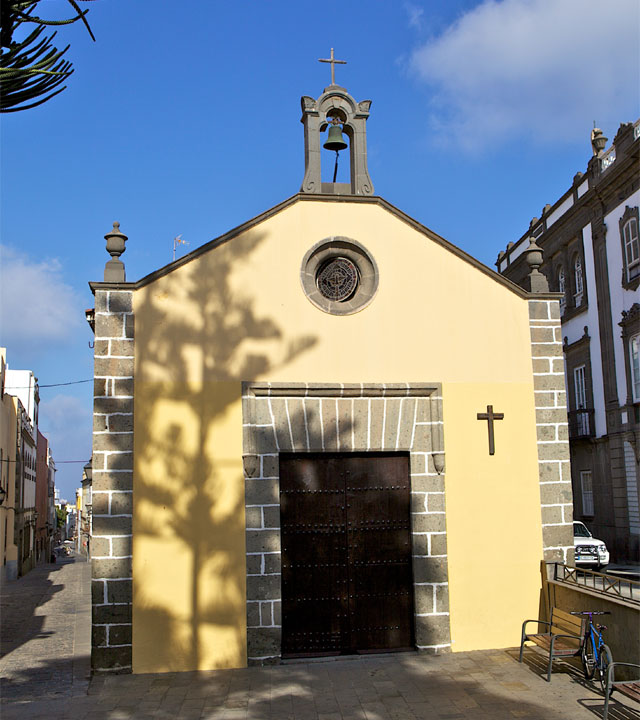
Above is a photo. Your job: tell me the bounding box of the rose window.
[316,257,359,301]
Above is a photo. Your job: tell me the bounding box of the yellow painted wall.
[442,382,543,651]
[0,389,18,572]
[133,198,542,672]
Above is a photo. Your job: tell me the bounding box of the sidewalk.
[606,561,640,580]
[0,554,91,702]
[1,555,638,719]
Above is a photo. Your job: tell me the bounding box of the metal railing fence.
[552,563,639,605]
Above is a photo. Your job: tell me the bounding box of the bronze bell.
[323,123,348,152]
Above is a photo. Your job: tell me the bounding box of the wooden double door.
[279,452,414,657]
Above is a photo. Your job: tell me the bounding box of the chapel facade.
[88,77,573,673]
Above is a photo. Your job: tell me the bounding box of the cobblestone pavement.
[2,555,638,719]
[0,554,91,703]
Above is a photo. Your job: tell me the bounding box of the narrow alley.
[0,554,91,703]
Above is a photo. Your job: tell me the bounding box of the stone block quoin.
[92,287,134,673]
[528,299,574,565]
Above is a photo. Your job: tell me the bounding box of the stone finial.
[525,237,543,269]
[524,236,549,293]
[104,221,128,282]
[591,127,607,156]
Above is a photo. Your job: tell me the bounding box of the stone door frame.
[242,382,450,664]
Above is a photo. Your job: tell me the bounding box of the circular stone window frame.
[300,236,379,316]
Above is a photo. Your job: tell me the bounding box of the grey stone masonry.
[243,383,449,665]
[300,85,374,196]
[91,285,135,673]
[528,299,574,564]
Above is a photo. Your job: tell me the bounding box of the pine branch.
[0,0,95,112]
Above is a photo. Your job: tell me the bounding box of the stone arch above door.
[242,382,450,664]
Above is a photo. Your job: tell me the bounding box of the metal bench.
[603,662,640,719]
[519,606,585,681]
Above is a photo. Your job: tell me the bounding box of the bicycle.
[571,610,613,691]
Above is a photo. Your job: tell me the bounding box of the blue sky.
[1,0,638,500]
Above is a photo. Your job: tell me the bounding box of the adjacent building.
[66,504,77,543]
[1,350,56,577]
[47,448,56,552]
[0,350,19,581]
[54,491,69,544]
[79,462,92,558]
[11,380,38,576]
[497,120,640,562]
[36,431,56,564]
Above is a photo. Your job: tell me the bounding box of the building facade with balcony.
[14,400,37,575]
[47,449,56,553]
[36,430,55,564]
[497,120,640,562]
[5,366,40,576]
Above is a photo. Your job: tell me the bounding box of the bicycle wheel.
[581,634,596,679]
[597,644,612,693]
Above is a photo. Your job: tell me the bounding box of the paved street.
[0,553,91,702]
[2,555,639,719]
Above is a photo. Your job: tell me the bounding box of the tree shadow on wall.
[133,229,317,672]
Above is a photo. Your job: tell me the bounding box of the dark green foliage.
[0,1,95,113]
[56,505,66,528]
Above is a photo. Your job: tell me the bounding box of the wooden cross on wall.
[477,405,504,455]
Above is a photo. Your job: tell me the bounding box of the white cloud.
[405,2,424,30]
[410,0,640,153]
[40,393,90,433]
[0,245,82,350]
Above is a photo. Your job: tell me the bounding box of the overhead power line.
[40,379,93,388]
[4,379,93,389]
[0,458,89,464]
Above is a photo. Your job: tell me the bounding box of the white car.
[573,521,610,569]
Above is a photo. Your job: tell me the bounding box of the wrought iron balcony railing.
[568,408,595,439]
